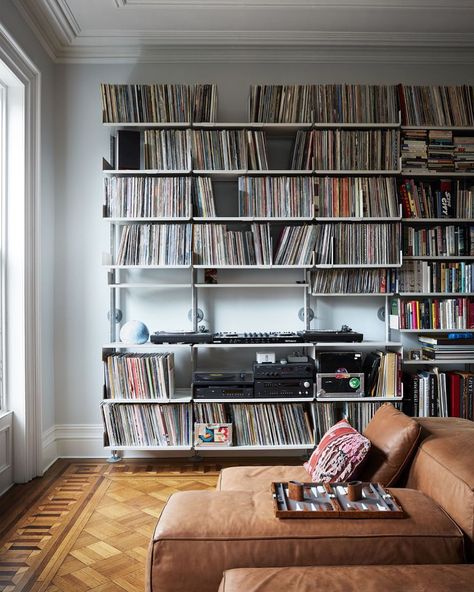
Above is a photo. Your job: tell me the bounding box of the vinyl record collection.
[248,84,398,124]
[100,83,217,123]
[238,176,314,218]
[314,223,401,265]
[403,224,474,257]
[291,130,399,171]
[193,223,272,265]
[193,177,217,217]
[104,353,175,400]
[104,177,192,218]
[273,225,318,266]
[398,85,474,127]
[314,177,399,218]
[311,269,398,294]
[143,130,191,170]
[116,223,192,266]
[193,402,314,446]
[400,261,474,294]
[192,130,268,170]
[101,403,192,447]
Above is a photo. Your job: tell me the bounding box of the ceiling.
[12,0,474,63]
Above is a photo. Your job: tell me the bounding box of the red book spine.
[448,373,461,417]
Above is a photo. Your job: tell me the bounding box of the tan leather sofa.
[146,411,474,592]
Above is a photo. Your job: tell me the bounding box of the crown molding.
[114,0,474,7]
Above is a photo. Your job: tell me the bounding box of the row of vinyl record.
[104,353,175,400]
[114,223,401,267]
[291,130,400,171]
[395,297,474,330]
[104,175,403,220]
[400,261,474,294]
[401,130,474,173]
[403,225,474,257]
[193,403,314,446]
[400,178,473,219]
[403,371,473,420]
[249,84,399,124]
[311,269,399,294]
[101,83,474,127]
[399,85,474,127]
[314,401,403,441]
[101,83,217,123]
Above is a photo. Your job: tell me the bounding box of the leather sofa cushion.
[358,403,421,486]
[217,465,309,491]
[218,565,474,592]
[147,488,464,592]
[407,417,474,558]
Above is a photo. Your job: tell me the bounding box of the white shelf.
[402,218,474,223]
[401,171,474,177]
[196,283,308,289]
[105,217,191,223]
[399,292,474,297]
[104,342,192,349]
[403,359,474,365]
[103,122,191,128]
[316,396,402,402]
[402,125,474,131]
[315,216,401,222]
[194,397,314,404]
[192,216,313,222]
[194,342,314,348]
[103,390,192,404]
[110,283,191,289]
[193,264,312,269]
[403,256,474,261]
[312,341,402,347]
[196,444,314,451]
[106,265,191,269]
[314,169,401,175]
[103,169,192,175]
[399,329,468,333]
[104,445,192,451]
[315,263,402,269]
[313,121,400,129]
[312,293,393,297]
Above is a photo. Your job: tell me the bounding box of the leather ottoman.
[218,565,474,592]
[146,488,465,592]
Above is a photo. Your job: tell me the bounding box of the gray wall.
[0,1,56,436]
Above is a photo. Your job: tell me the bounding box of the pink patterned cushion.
[304,419,371,483]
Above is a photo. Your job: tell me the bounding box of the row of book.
[101,83,217,123]
[193,402,314,446]
[417,334,474,363]
[101,403,192,447]
[363,351,401,398]
[396,297,474,330]
[116,224,192,266]
[314,401,403,440]
[401,130,474,173]
[104,353,175,400]
[315,223,401,266]
[291,130,400,171]
[403,369,473,420]
[403,225,474,257]
[249,84,399,124]
[400,178,474,219]
[311,269,398,294]
[400,261,474,294]
[399,85,474,127]
[314,177,399,218]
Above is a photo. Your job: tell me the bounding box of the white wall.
[53,61,474,458]
[0,2,56,465]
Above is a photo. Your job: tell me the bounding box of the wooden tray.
[271,482,405,519]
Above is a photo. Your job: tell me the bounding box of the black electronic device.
[192,371,253,385]
[254,379,313,398]
[298,325,363,343]
[116,129,141,170]
[212,332,303,344]
[316,352,362,373]
[316,373,364,398]
[151,331,213,344]
[253,360,315,380]
[193,386,254,399]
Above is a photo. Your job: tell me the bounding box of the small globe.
[119,320,149,344]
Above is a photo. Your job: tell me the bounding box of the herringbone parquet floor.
[0,459,243,591]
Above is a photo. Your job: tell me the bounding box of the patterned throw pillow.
[304,419,371,483]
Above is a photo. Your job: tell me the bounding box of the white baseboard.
[0,411,13,494]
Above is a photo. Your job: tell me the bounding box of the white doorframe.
[0,23,42,483]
